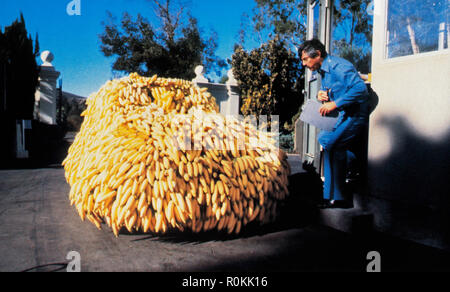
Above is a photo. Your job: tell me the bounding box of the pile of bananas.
[63,73,290,237]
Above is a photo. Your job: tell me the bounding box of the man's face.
[301,50,322,71]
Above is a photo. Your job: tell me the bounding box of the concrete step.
[318,207,373,234]
[317,187,374,234]
[286,154,374,235]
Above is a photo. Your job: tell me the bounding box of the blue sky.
[1,0,258,97]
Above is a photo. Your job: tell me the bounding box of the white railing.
[192,65,240,116]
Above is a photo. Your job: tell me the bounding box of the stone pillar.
[293,117,304,156]
[34,51,60,125]
[192,65,241,116]
[225,69,240,116]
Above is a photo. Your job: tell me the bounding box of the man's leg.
[346,149,358,179]
[331,149,347,201]
[318,117,364,204]
[320,147,347,203]
[322,148,332,200]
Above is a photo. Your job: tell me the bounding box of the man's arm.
[319,101,337,116]
[333,65,368,109]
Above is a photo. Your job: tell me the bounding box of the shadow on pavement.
[0,129,72,170]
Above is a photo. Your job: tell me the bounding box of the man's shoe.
[329,200,353,209]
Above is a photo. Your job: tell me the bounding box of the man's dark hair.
[299,39,328,59]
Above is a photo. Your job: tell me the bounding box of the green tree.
[99,0,226,80]
[333,39,371,74]
[332,0,373,72]
[240,0,307,49]
[61,96,87,131]
[0,13,40,120]
[234,1,307,135]
[241,0,373,70]
[333,0,373,49]
[231,36,303,133]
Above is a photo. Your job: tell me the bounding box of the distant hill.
[61,91,86,131]
[62,91,86,103]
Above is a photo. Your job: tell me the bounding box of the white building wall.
[367,0,450,249]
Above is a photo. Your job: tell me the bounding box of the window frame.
[384,0,449,61]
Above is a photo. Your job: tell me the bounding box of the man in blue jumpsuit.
[299,39,369,208]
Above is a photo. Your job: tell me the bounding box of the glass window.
[313,1,320,39]
[331,0,373,73]
[386,0,450,58]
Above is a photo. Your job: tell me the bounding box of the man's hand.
[319,102,337,116]
[317,90,330,102]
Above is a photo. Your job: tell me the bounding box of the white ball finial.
[195,65,204,76]
[226,69,238,86]
[41,51,54,67]
[193,65,208,83]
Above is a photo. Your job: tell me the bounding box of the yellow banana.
[64,72,291,236]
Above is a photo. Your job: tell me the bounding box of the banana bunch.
[63,73,290,237]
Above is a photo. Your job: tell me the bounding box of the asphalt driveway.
[1,154,449,273]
